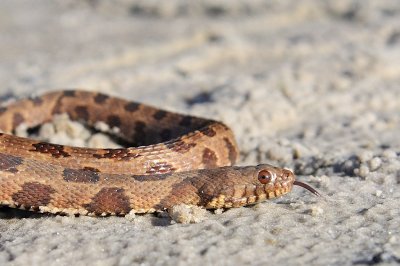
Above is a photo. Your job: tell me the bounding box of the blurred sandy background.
[0,1,399,265]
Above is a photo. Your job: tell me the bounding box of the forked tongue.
[293,181,321,196]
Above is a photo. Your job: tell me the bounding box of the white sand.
[0,0,400,265]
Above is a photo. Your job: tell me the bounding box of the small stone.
[382,150,397,159]
[368,157,382,171]
[357,150,373,162]
[214,208,223,214]
[292,142,311,159]
[15,123,29,138]
[124,210,136,221]
[94,121,110,132]
[38,123,55,138]
[88,133,122,149]
[53,113,90,139]
[355,164,369,178]
[267,146,292,162]
[169,204,207,224]
[310,206,324,216]
[264,238,277,245]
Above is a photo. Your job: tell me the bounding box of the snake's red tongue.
[293,181,321,196]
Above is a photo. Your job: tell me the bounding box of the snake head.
[204,164,320,209]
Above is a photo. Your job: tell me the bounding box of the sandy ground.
[0,0,400,265]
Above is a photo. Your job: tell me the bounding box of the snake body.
[0,90,318,216]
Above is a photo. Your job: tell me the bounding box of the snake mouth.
[234,186,292,205]
[293,181,320,196]
[215,180,320,209]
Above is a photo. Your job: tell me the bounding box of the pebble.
[368,157,382,171]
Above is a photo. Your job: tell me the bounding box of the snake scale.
[0,90,319,216]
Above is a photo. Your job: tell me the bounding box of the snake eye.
[258,170,274,184]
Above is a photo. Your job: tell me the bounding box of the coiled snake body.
[0,90,319,216]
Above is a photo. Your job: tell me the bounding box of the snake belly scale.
[0,90,319,216]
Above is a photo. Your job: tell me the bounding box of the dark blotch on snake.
[0,153,23,173]
[11,182,56,208]
[155,179,198,209]
[156,175,216,209]
[160,129,172,141]
[84,187,131,215]
[201,126,217,137]
[165,139,196,153]
[75,106,90,121]
[124,102,140,112]
[179,116,193,127]
[30,142,71,158]
[202,148,218,168]
[12,112,25,128]
[63,91,76,97]
[107,115,121,128]
[132,121,146,146]
[153,110,167,120]
[224,137,237,165]
[94,93,109,104]
[93,148,140,160]
[63,168,100,183]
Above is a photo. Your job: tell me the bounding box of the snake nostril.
[282,169,292,180]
